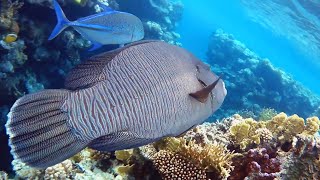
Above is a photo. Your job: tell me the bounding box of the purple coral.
[229,148,281,180]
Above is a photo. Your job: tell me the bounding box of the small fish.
[4,33,18,43]
[6,41,227,168]
[48,0,144,51]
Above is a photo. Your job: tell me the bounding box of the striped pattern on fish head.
[192,60,227,113]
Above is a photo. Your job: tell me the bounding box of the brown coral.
[156,137,235,179]
[153,150,207,180]
[0,0,23,34]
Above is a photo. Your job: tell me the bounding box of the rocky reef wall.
[207,29,320,119]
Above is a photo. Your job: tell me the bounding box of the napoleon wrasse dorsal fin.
[189,77,221,103]
[64,40,159,90]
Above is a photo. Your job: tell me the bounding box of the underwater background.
[0,0,320,179]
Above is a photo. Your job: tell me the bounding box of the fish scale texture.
[64,41,211,149]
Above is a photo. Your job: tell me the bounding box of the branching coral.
[44,160,73,180]
[154,137,235,179]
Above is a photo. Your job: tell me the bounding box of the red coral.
[229,148,281,180]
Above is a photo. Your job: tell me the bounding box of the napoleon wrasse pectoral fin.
[189,76,222,103]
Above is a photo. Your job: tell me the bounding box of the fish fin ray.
[64,49,121,90]
[48,0,71,40]
[88,42,103,51]
[64,40,162,90]
[189,76,221,103]
[5,89,88,168]
[88,131,154,151]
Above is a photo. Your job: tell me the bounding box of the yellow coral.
[228,113,320,148]
[303,116,320,136]
[266,113,318,143]
[115,149,133,163]
[229,118,264,149]
[115,165,133,177]
[278,114,305,142]
[266,112,287,135]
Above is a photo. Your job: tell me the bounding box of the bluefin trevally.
[6,41,227,168]
[48,0,144,51]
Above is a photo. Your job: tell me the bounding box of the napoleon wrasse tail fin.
[5,89,88,168]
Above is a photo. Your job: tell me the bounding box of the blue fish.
[48,0,145,51]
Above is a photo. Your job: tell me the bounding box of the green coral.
[258,108,277,121]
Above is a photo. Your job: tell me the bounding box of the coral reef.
[44,160,73,179]
[0,0,23,39]
[152,150,207,180]
[228,112,320,150]
[207,29,320,119]
[117,0,183,46]
[230,148,281,180]
[0,171,8,180]
[3,113,320,179]
[1,1,320,179]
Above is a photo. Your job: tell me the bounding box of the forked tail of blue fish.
[48,0,70,40]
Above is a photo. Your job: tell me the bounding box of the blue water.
[177,0,320,95]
